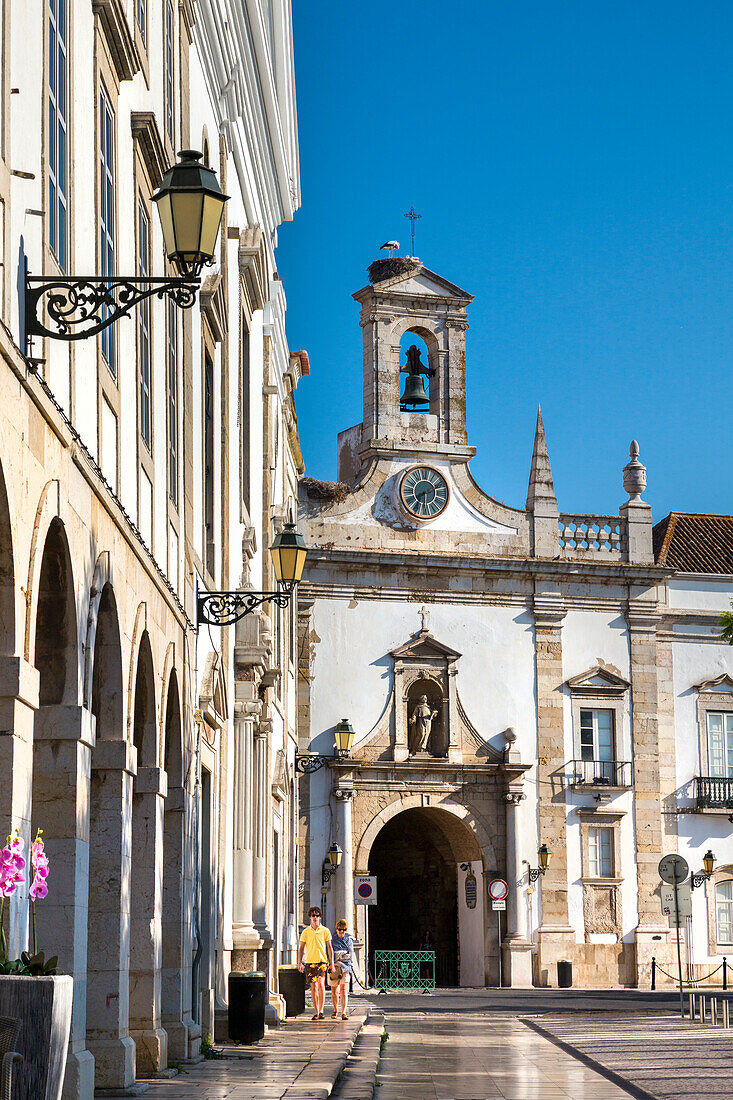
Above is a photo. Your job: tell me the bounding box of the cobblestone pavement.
[138,1010,367,1100]
[375,1012,632,1100]
[530,1012,733,1099]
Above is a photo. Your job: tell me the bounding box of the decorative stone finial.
[504,727,517,746]
[623,439,647,501]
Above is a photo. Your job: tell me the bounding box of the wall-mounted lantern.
[25,150,228,352]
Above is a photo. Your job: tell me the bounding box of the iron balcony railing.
[696,776,733,809]
[568,759,633,788]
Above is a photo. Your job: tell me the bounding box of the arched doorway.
[31,518,79,949]
[31,520,95,1097]
[161,671,188,1060]
[88,583,136,1091]
[367,807,484,987]
[129,631,166,1074]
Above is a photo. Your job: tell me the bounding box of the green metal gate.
[374,950,435,992]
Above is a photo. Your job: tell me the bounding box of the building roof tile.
[653,512,733,574]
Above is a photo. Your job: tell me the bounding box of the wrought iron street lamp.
[322,844,343,887]
[528,843,551,884]
[295,718,355,774]
[197,522,307,627]
[691,850,716,889]
[25,149,228,351]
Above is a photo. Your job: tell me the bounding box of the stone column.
[129,766,168,1075]
[502,790,533,987]
[627,591,669,984]
[33,703,96,1100]
[0,656,39,958]
[252,725,271,941]
[86,739,137,1091]
[231,690,261,969]
[333,785,354,928]
[533,592,575,985]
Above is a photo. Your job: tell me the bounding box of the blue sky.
[277,1,733,520]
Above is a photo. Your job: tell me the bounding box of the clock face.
[399,466,449,520]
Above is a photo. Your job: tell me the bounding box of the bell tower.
[347,257,474,467]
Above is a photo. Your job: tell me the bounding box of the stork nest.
[368,257,421,284]
[300,477,351,503]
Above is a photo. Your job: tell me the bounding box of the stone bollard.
[688,993,695,1021]
[723,1000,730,1029]
[699,995,706,1023]
[712,997,718,1026]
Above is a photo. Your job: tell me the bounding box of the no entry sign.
[488,878,508,901]
[354,875,377,905]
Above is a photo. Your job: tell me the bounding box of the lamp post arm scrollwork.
[25,275,199,349]
[197,585,293,628]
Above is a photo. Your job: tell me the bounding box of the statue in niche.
[409,694,438,755]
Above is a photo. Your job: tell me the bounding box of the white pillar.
[502,790,534,987]
[334,786,354,928]
[232,704,256,938]
[252,728,268,934]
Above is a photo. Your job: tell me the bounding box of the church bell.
[400,372,430,409]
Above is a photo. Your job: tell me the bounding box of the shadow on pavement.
[352,987,681,1015]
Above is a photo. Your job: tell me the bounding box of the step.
[330,1012,385,1100]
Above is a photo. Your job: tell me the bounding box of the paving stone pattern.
[375,1012,631,1100]
[529,1013,733,1099]
[138,1011,367,1100]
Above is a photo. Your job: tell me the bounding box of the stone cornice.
[302,547,670,585]
[131,112,168,189]
[92,0,140,83]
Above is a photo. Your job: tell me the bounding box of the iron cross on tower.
[404,206,421,257]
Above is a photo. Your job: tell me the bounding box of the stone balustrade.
[558,514,627,558]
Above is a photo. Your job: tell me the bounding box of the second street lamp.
[25,149,228,352]
[295,718,355,774]
[197,522,307,627]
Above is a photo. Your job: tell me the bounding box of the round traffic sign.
[658,854,689,885]
[488,878,508,901]
[357,881,374,900]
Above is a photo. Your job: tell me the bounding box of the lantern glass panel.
[169,191,205,256]
[199,193,226,257]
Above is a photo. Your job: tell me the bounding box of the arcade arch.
[129,630,167,1074]
[363,805,485,988]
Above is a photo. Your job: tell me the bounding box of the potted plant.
[0,830,73,1100]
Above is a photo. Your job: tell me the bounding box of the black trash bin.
[557,959,572,988]
[279,965,306,1017]
[228,970,266,1043]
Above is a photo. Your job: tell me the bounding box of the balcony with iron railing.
[695,776,733,811]
[568,759,633,791]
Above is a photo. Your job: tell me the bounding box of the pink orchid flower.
[29,877,48,901]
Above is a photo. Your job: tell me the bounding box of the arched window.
[716,880,733,944]
[398,332,432,413]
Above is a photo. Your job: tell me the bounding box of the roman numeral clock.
[398,466,449,520]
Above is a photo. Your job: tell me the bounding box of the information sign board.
[661,881,692,926]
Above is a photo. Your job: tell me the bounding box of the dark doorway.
[368,809,459,986]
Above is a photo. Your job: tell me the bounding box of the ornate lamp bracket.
[25,273,199,351]
[295,750,349,774]
[197,585,294,628]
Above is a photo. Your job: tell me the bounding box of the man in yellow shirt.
[298,906,334,1019]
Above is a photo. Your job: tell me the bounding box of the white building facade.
[0,1,303,1095]
[298,254,733,990]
